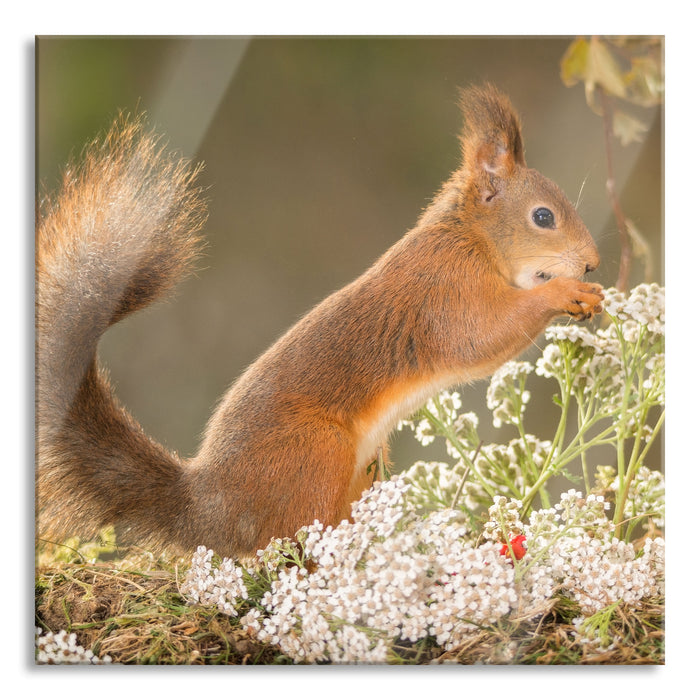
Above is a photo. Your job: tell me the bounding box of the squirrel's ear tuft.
[459,84,526,180]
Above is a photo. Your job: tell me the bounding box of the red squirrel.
[36,85,603,557]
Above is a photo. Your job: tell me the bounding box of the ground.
[34,549,664,665]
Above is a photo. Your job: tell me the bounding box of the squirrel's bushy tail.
[36,115,207,547]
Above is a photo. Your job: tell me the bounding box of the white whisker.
[575,169,593,211]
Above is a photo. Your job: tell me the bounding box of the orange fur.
[36,86,603,557]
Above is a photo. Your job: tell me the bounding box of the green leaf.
[586,37,627,99]
[560,38,590,87]
[561,37,628,115]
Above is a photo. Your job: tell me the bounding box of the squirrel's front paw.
[550,279,604,321]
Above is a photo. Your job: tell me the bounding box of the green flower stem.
[626,363,657,471]
[520,411,620,514]
[450,442,483,510]
[519,379,661,516]
[635,409,665,467]
[611,324,649,536]
[520,377,573,515]
[509,384,547,499]
[573,365,608,488]
[544,341,586,472]
[623,508,662,542]
[614,404,664,540]
[553,386,662,475]
[480,455,525,501]
[580,438,591,493]
[559,391,659,468]
[626,404,649,478]
[521,346,594,514]
[418,407,496,499]
[576,395,593,494]
[547,376,573,470]
[516,507,592,581]
[520,467,556,514]
[554,434,619,471]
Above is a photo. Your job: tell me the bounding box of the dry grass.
[35,546,282,664]
[434,598,664,665]
[34,540,664,666]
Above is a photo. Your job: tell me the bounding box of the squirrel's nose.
[584,249,600,274]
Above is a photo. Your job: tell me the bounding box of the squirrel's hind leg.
[190,419,368,556]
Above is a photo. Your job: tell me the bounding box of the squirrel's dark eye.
[532,207,555,229]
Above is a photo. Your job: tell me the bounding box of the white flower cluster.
[527,489,611,543]
[403,433,551,514]
[181,546,249,617]
[604,283,665,338]
[425,391,462,421]
[595,465,665,530]
[241,478,520,661]
[399,391,478,452]
[403,460,467,512]
[492,488,665,616]
[545,536,664,615]
[535,326,612,388]
[544,324,601,348]
[617,466,665,528]
[535,324,608,391]
[534,284,665,415]
[486,361,533,428]
[483,495,524,541]
[183,479,664,663]
[476,436,552,490]
[486,490,664,618]
[35,627,111,664]
[183,478,523,661]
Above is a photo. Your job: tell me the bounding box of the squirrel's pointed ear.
[459,85,526,198]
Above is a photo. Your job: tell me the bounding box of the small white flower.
[35,628,112,665]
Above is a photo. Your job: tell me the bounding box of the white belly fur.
[352,369,470,474]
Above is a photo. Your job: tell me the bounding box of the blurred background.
[36,36,663,473]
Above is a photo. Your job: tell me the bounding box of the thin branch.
[599,87,632,293]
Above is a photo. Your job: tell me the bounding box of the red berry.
[500,534,527,561]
